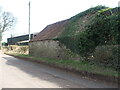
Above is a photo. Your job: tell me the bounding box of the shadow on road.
[3,56,84,88]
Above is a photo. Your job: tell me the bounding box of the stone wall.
[29,40,80,60]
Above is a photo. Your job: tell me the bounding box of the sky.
[0,0,119,42]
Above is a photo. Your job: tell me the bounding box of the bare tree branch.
[0,9,16,42]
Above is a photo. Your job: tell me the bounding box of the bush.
[16,46,28,54]
[93,45,120,70]
[3,45,29,54]
[9,45,17,50]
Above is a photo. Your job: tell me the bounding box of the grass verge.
[5,52,119,78]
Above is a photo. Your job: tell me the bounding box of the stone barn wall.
[29,40,80,60]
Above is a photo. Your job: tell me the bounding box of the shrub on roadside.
[93,45,120,70]
[9,45,17,50]
[15,46,28,54]
[2,45,29,54]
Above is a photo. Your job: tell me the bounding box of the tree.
[0,8,16,42]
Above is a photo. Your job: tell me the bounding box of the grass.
[5,52,119,78]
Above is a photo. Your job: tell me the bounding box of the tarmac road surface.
[0,51,118,88]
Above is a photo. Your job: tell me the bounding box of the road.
[0,51,118,88]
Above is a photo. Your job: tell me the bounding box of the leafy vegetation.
[93,45,120,70]
[60,5,107,37]
[98,8,112,13]
[57,6,120,70]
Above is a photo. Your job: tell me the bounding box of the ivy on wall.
[55,7,120,69]
[57,7,119,55]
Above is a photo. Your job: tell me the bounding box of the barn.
[29,6,106,60]
[29,19,76,60]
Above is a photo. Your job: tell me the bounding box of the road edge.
[5,53,119,85]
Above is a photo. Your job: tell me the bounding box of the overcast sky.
[0,0,119,42]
